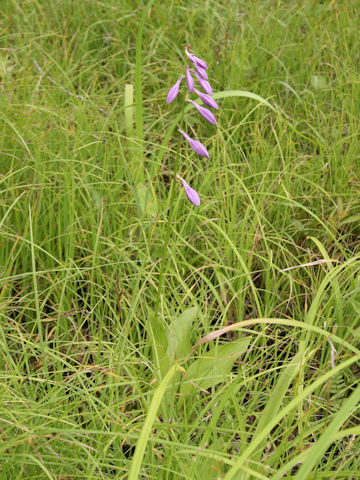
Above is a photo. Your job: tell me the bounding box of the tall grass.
[0,0,359,478]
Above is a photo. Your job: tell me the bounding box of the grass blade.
[128,364,178,480]
[223,353,360,479]
[134,0,156,185]
[294,383,360,479]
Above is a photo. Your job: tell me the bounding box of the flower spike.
[166,76,183,104]
[194,88,219,109]
[186,67,194,93]
[188,100,217,125]
[179,130,209,158]
[177,175,200,206]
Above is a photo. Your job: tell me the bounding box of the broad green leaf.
[339,214,360,226]
[147,312,170,377]
[136,182,158,218]
[166,306,198,363]
[212,89,279,114]
[180,337,250,398]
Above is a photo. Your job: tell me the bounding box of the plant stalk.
[154,101,186,317]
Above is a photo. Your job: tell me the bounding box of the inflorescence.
[166,47,218,206]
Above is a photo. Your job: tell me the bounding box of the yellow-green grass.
[0,0,359,478]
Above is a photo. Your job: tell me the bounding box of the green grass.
[1,0,360,478]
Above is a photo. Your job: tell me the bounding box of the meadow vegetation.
[0,0,359,478]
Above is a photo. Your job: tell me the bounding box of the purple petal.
[194,88,219,109]
[188,99,217,125]
[186,67,194,93]
[193,55,208,70]
[185,48,209,70]
[166,76,183,104]
[193,70,213,95]
[177,175,200,206]
[179,130,209,158]
[195,63,208,80]
[185,47,197,64]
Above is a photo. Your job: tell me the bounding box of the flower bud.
[185,47,197,64]
[185,48,208,70]
[177,175,200,206]
[166,76,183,104]
[186,67,194,93]
[179,130,209,158]
[193,70,213,95]
[195,64,208,80]
[188,100,217,125]
[193,55,208,70]
[194,88,219,109]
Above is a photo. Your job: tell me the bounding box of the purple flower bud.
[193,70,213,95]
[177,175,200,206]
[179,130,209,158]
[185,67,194,93]
[185,47,197,64]
[195,64,208,80]
[166,76,183,104]
[194,88,219,109]
[188,99,217,125]
[185,48,209,70]
[193,55,208,70]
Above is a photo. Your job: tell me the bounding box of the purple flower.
[193,55,208,71]
[179,130,209,158]
[185,67,194,93]
[166,76,183,104]
[185,48,209,70]
[185,47,197,64]
[195,64,208,80]
[177,175,200,206]
[194,88,219,109]
[188,99,217,125]
[193,70,213,96]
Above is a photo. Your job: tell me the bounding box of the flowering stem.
[134,0,156,185]
[154,100,186,317]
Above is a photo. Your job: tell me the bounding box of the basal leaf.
[180,337,249,399]
[167,306,198,363]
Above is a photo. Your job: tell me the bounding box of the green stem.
[29,205,48,375]
[154,101,186,317]
[134,0,156,185]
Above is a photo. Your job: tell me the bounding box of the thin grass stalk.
[134,0,156,185]
[154,101,186,319]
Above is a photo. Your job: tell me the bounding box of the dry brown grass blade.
[193,318,360,355]
[280,259,339,272]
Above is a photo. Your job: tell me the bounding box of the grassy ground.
[1,0,360,478]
